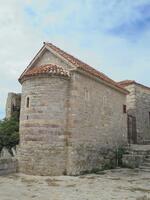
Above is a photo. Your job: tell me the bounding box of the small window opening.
[84,88,89,101]
[12,104,15,111]
[149,112,150,126]
[26,97,30,108]
[123,105,127,114]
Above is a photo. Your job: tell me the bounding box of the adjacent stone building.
[118,80,150,144]
[18,42,128,176]
[6,93,21,120]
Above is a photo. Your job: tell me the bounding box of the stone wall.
[125,84,136,116]
[0,148,18,175]
[32,49,75,71]
[125,84,150,144]
[135,85,150,143]
[6,93,21,119]
[0,158,18,175]
[19,49,127,176]
[19,75,70,175]
[66,71,127,175]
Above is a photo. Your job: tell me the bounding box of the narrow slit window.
[149,112,150,126]
[26,97,30,108]
[84,88,89,101]
[123,105,127,114]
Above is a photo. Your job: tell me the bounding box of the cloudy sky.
[0,0,150,119]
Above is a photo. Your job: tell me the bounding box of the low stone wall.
[122,154,144,168]
[0,158,18,175]
[122,145,150,168]
[67,144,118,175]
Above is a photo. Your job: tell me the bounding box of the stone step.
[144,158,150,162]
[127,151,150,156]
[141,162,150,167]
[139,165,150,170]
[143,140,150,145]
[140,168,150,172]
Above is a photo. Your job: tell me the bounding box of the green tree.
[0,116,19,152]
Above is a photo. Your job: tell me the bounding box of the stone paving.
[0,168,149,200]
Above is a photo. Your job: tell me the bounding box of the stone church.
[16,42,129,175]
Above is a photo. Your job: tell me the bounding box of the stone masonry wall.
[5,93,21,119]
[19,76,69,175]
[125,84,136,117]
[66,71,127,175]
[32,49,75,71]
[0,158,18,175]
[19,49,128,176]
[135,85,150,143]
[125,84,150,144]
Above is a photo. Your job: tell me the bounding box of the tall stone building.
[5,93,21,120]
[118,80,150,144]
[18,42,128,175]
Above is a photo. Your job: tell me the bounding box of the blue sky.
[0,0,150,119]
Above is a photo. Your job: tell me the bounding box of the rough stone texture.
[122,145,150,169]
[19,48,127,176]
[0,158,18,175]
[67,71,127,175]
[6,92,21,119]
[122,154,144,168]
[125,84,150,144]
[135,86,150,143]
[19,76,70,175]
[32,49,75,71]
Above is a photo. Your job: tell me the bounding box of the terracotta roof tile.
[46,43,128,94]
[19,64,70,83]
[118,80,150,90]
[19,42,128,94]
[118,80,136,87]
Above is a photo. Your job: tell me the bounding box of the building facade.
[18,43,128,175]
[118,80,150,144]
[5,92,21,120]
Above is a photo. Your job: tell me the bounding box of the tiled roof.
[19,64,70,83]
[118,80,136,87]
[118,80,150,90]
[46,43,128,94]
[19,42,128,94]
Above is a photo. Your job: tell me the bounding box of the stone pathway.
[0,168,150,200]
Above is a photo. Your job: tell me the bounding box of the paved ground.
[0,168,150,200]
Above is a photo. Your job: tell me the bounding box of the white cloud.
[0,0,44,118]
[0,0,150,119]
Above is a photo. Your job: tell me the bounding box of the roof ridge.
[19,42,128,94]
[46,43,128,94]
[118,80,150,90]
[118,80,135,84]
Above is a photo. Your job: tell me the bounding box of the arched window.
[26,97,30,108]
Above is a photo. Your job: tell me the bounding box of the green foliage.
[116,146,126,167]
[0,116,19,152]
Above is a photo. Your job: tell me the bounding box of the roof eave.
[73,68,129,95]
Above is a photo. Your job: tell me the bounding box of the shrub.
[116,146,126,167]
[0,116,19,152]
